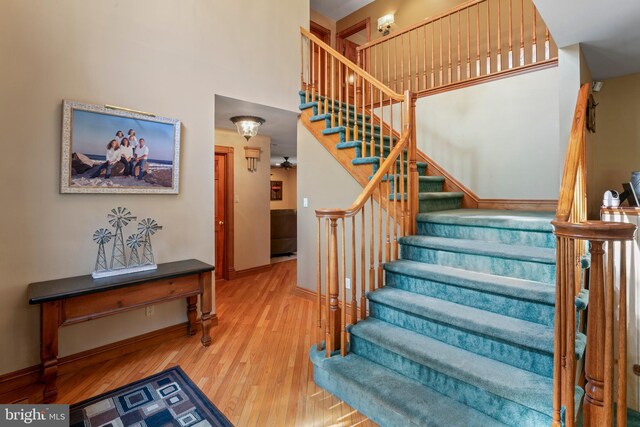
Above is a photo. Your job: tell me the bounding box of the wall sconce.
[230,116,265,141]
[378,14,394,36]
[244,146,261,172]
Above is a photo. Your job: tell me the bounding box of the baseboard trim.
[476,199,557,211]
[228,264,272,279]
[294,286,366,319]
[0,315,218,402]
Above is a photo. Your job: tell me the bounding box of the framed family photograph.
[61,100,181,194]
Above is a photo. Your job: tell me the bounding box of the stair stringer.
[300,107,404,219]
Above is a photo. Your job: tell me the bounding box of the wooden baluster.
[423,26,427,90]
[362,76,367,157]
[316,218,322,350]
[393,144,398,260]
[360,209,366,320]
[377,182,383,288]
[340,218,347,356]
[476,4,481,76]
[351,217,357,325]
[400,144,406,237]
[324,50,329,117]
[532,5,538,63]
[497,0,502,71]
[407,32,412,92]
[354,57,360,144]
[325,218,331,357]
[448,15,452,83]
[457,12,462,81]
[387,39,391,90]
[311,41,315,104]
[379,89,383,163]
[565,238,576,427]
[369,82,374,158]
[394,37,399,92]
[385,163,391,266]
[431,24,436,87]
[466,8,471,79]
[338,62,343,130]
[401,34,405,92]
[584,240,607,426]
[374,44,378,92]
[545,26,550,60]
[415,30,420,90]
[486,1,492,73]
[552,236,564,427]
[331,56,335,128]
[604,242,615,425]
[301,36,307,102]
[369,198,375,291]
[439,19,444,85]
[618,242,628,427]
[328,218,341,355]
[519,0,525,66]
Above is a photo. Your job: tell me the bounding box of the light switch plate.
[303,198,309,208]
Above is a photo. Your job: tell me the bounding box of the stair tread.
[417,209,554,232]
[352,156,429,168]
[384,259,555,304]
[399,235,556,264]
[350,317,554,415]
[310,347,507,427]
[369,174,444,182]
[367,286,554,354]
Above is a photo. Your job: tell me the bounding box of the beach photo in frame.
[61,100,181,194]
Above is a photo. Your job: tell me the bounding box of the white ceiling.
[214,95,298,166]
[311,0,374,21]
[535,0,640,79]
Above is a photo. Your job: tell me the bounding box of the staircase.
[310,207,587,426]
[300,28,637,427]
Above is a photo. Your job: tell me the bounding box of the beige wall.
[417,67,560,199]
[216,130,271,271]
[0,0,307,373]
[311,9,337,48]
[337,0,464,43]
[588,73,640,217]
[270,167,298,210]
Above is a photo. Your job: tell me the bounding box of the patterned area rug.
[70,366,233,427]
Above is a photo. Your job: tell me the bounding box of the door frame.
[214,146,234,281]
[336,18,371,58]
[310,20,331,45]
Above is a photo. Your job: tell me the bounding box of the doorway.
[310,20,331,98]
[336,18,371,63]
[214,146,234,280]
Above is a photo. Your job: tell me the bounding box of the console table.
[28,259,214,403]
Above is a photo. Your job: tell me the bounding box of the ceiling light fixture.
[230,116,265,141]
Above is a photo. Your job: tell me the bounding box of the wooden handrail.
[316,129,411,219]
[555,84,590,222]
[301,27,404,101]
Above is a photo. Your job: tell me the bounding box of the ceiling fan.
[275,156,296,170]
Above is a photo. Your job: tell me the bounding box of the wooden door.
[214,153,226,280]
[343,39,359,104]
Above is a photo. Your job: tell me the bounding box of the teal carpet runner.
[300,94,592,426]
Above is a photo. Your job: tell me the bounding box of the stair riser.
[350,336,551,427]
[385,271,555,326]
[417,222,556,248]
[400,244,556,284]
[369,301,554,377]
[419,197,463,212]
[313,366,423,427]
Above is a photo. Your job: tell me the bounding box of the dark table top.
[28,259,214,305]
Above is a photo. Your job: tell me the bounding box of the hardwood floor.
[36,260,376,426]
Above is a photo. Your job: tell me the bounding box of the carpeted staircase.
[299,94,588,426]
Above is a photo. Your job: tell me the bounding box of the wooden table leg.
[199,272,212,347]
[186,295,198,336]
[41,301,60,403]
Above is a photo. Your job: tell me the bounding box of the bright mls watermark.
[0,405,69,426]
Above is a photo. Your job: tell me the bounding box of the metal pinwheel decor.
[91,207,162,279]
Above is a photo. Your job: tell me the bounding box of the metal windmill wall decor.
[91,207,163,279]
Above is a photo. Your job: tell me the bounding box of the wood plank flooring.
[51,260,377,426]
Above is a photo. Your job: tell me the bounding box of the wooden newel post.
[327,218,342,354]
[584,240,606,426]
[405,91,419,235]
